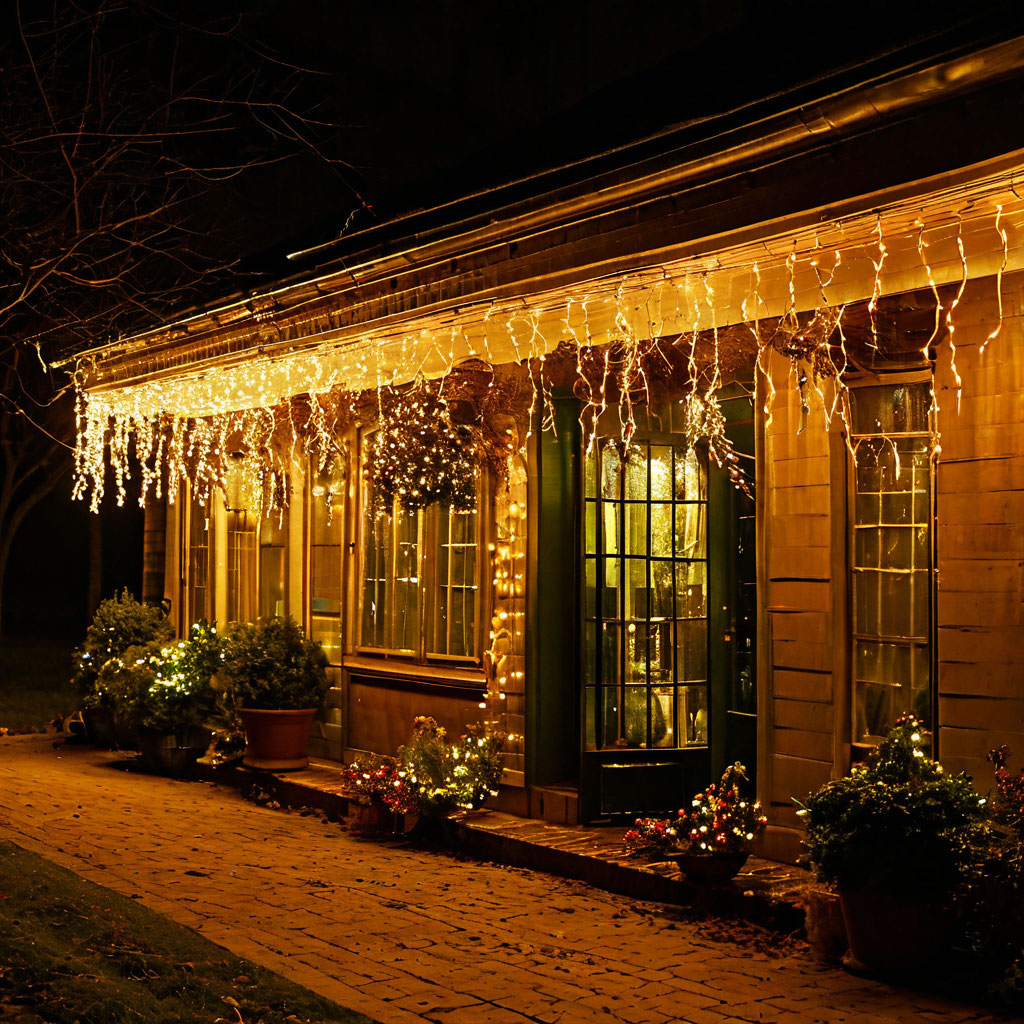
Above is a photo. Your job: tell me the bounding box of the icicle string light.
[72,197,1021,514]
[982,205,1008,353]
[946,217,967,413]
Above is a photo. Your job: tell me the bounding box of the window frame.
[354,426,490,667]
[306,455,346,667]
[221,459,290,625]
[181,481,215,631]
[846,369,937,749]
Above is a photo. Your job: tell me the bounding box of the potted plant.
[670,763,767,882]
[74,590,175,746]
[621,762,766,883]
[796,714,987,974]
[957,746,1024,1010]
[220,617,328,770]
[399,717,505,839]
[340,753,419,833]
[96,620,221,773]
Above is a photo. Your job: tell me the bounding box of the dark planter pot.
[348,799,394,835]
[113,716,140,751]
[839,885,951,975]
[82,706,116,748]
[408,814,457,846]
[238,708,317,771]
[137,727,211,776]
[668,851,750,884]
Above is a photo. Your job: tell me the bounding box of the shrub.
[796,714,987,896]
[399,717,505,818]
[95,641,163,729]
[220,617,328,711]
[682,763,767,855]
[95,620,223,732]
[73,590,174,696]
[958,747,1024,1010]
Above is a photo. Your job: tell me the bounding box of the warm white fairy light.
[868,213,887,350]
[982,204,1008,354]
[73,196,1020,517]
[945,218,967,413]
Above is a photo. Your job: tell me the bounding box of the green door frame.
[526,392,581,787]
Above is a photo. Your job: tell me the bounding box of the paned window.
[309,458,345,664]
[850,381,934,742]
[359,455,483,661]
[584,440,709,750]
[225,463,257,624]
[185,489,213,626]
[430,508,479,658]
[258,510,288,618]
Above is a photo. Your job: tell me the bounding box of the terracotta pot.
[668,850,749,884]
[839,885,951,975]
[238,708,317,770]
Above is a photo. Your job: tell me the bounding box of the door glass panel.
[583,438,709,751]
[680,685,708,746]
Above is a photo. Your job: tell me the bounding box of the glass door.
[583,440,710,752]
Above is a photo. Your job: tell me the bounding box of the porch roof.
[75,33,1024,416]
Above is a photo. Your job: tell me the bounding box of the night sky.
[5,0,1024,642]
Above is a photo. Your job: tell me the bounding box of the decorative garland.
[364,377,479,514]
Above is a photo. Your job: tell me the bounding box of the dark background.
[5,0,1024,647]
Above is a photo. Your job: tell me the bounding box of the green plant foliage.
[95,641,163,729]
[959,747,1024,1011]
[220,617,328,711]
[622,762,765,859]
[73,590,174,696]
[796,715,987,896]
[95,620,223,732]
[398,717,505,818]
[340,754,419,813]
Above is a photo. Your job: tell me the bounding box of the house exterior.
[72,32,1024,862]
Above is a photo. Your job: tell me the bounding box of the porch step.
[455,810,809,934]
[528,783,579,826]
[196,757,814,935]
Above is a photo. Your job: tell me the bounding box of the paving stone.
[0,734,1006,1024]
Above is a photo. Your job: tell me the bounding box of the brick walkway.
[0,736,1002,1024]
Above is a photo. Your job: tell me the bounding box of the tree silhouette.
[0,0,363,629]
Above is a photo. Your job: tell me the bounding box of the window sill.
[342,654,486,691]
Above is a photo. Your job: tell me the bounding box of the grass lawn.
[0,638,80,729]
[0,841,375,1024]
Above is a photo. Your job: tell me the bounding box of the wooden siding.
[761,354,843,861]
[760,270,1024,864]
[935,272,1024,781]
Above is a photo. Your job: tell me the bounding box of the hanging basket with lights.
[365,379,479,514]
